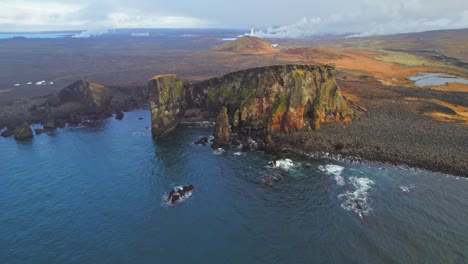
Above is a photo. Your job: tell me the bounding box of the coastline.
[1,72,467,178]
[274,101,468,177]
[0,84,148,129]
[1,102,466,177]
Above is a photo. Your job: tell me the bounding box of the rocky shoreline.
[274,101,468,177]
[0,80,148,139]
[1,67,467,178]
[2,99,467,177]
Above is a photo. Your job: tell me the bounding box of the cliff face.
[212,107,230,149]
[148,74,185,137]
[149,64,352,145]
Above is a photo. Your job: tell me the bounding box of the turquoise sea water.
[1,109,467,263]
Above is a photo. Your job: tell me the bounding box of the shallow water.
[1,110,468,263]
[409,72,468,86]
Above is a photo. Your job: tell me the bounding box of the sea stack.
[212,106,230,149]
[148,64,352,149]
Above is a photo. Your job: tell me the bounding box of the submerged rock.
[115,111,124,120]
[34,128,45,135]
[43,119,57,131]
[194,136,209,145]
[1,128,13,138]
[167,185,195,204]
[13,123,33,141]
[261,171,285,187]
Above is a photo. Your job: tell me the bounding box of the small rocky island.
[148,64,352,150]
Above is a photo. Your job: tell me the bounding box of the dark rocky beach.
[278,100,468,177]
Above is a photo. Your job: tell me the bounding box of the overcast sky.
[1,0,468,37]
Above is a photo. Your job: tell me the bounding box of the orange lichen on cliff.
[283,106,305,133]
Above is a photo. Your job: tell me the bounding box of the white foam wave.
[274,158,294,171]
[319,164,346,186]
[338,176,375,217]
[233,152,243,156]
[132,132,144,136]
[194,121,215,128]
[400,186,410,192]
[399,185,415,192]
[213,148,225,155]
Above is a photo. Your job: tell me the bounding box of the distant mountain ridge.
[213,36,279,54]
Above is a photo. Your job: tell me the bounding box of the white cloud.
[0,0,208,31]
[106,12,207,28]
[0,0,467,36]
[256,7,468,38]
[0,1,84,30]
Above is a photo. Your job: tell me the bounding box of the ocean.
[1,109,467,263]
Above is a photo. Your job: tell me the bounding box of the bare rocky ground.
[276,73,468,177]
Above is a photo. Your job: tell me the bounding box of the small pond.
[409,73,468,87]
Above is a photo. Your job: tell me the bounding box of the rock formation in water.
[1,128,14,138]
[148,64,352,149]
[212,107,230,149]
[115,111,124,120]
[13,122,33,141]
[148,74,185,137]
[167,185,195,204]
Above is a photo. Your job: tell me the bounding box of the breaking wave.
[274,159,294,171]
[213,148,225,155]
[319,164,346,186]
[338,177,375,218]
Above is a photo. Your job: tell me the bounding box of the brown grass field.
[1,28,467,125]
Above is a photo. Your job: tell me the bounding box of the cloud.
[0,0,467,36]
[256,5,468,38]
[0,0,208,31]
[0,1,85,30]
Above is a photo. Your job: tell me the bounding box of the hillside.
[212,36,279,54]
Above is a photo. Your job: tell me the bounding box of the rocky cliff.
[149,64,352,148]
[1,79,115,140]
[58,79,112,112]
